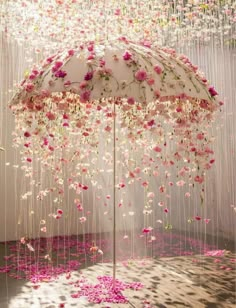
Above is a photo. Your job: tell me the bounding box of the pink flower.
[147,192,154,198]
[195,215,201,221]
[76,204,83,211]
[26,158,32,163]
[52,61,63,72]
[84,71,93,81]
[127,97,135,105]
[80,90,91,103]
[147,119,155,127]
[135,69,147,81]
[55,70,67,78]
[24,131,31,138]
[29,74,37,80]
[154,65,163,74]
[176,180,185,187]
[64,80,71,87]
[119,183,125,188]
[159,185,165,193]
[24,83,34,92]
[208,86,218,97]
[68,49,75,56]
[46,112,56,121]
[115,8,121,15]
[104,125,112,132]
[164,208,169,213]
[79,216,87,223]
[176,106,182,112]
[154,90,161,99]
[123,51,132,61]
[153,146,162,152]
[197,133,204,140]
[147,78,155,85]
[99,59,106,67]
[87,54,95,60]
[199,99,209,110]
[57,209,63,215]
[87,44,94,52]
[194,175,204,184]
[79,81,88,89]
[204,219,211,224]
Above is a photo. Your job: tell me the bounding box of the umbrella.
[11,39,219,108]
[9,38,221,291]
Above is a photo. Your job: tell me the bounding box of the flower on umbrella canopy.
[24,83,34,92]
[153,146,162,152]
[127,97,135,105]
[84,71,93,81]
[123,51,132,61]
[135,69,147,81]
[24,131,31,138]
[52,61,63,72]
[54,70,67,78]
[208,86,218,97]
[46,112,56,120]
[154,65,163,74]
[68,49,74,56]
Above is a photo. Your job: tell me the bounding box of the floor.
[0,234,235,308]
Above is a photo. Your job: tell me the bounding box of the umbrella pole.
[112,100,116,288]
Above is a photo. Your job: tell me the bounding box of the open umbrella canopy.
[11,39,219,108]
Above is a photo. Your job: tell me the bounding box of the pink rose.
[154,65,163,74]
[127,97,135,105]
[135,69,147,81]
[24,83,34,92]
[46,112,56,121]
[123,51,132,61]
[153,146,162,152]
[147,78,155,85]
[208,86,218,97]
[68,49,75,56]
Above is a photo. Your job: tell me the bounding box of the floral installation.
[9,38,221,248]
